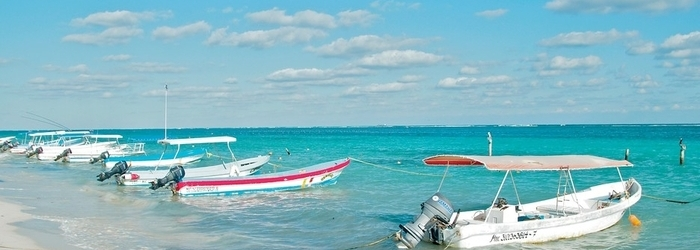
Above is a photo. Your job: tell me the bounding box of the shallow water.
[1,125,699,249]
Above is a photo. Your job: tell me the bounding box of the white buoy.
[680,138,686,165]
[487,132,493,156]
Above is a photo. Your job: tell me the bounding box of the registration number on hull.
[489,230,537,242]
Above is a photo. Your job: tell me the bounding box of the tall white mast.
[164,85,168,139]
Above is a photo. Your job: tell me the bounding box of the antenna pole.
[164,85,168,139]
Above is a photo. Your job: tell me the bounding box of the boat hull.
[119,155,270,186]
[175,158,350,197]
[104,150,205,167]
[424,179,642,249]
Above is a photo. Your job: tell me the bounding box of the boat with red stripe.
[173,158,351,196]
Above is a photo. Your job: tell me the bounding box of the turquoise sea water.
[1,125,699,250]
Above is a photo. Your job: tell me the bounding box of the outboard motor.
[89,151,110,164]
[26,146,43,158]
[1,141,10,152]
[397,192,455,249]
[96,161,131,182]
[149,165,185,190]
[54,148,72,161]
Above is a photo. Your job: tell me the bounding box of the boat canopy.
[424,155,632,171]
[28,130,90,137]
[0,136,15,142]
[85,134,123,139]
[157,136,237,146]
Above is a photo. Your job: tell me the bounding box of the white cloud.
[459,66,480,74]
[206,27,327,48]
[398,74,425,83]
[28,77,48,84]
[306,35,425,57]
[660,31,700,51]
[128,62,186,73]
[265,66,371,82]
[246,8,337,29]
[267,68,333,81]
[475,9,508,18]
[103,54,132,61]
[437,75,512,88]
[540,29,638,47]
[629,74,659,90]
[337,10,378,26]
[153,21,211,40]
[356,50,444,68]
[544,0,695,13]
[70,10,159,27]
[587,77,608,86]
[62,26,143,45]
[626,41,657,55]
[68,64,89,73]
[224,77,238,84]
[550,55,603,70]
[343,82,414,95]
[666,48,700,58]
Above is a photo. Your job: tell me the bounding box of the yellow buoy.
[629,214,642,226]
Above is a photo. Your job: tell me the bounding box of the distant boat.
[34,134,145,162]
[12,130,90,155]
[171,158,351,197]
[102,136,217,168]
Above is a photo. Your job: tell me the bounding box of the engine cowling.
[150,165,186,190]
[89,151,110,164]
[397,192,455,249]
[96,161,131,182]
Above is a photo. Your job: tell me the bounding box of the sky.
[1,0,699,130]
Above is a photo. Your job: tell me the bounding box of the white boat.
[13,130,90,155]
[33,134,145,162]
[119,154,270,187]
[95,136,267,187]
[172,158,350,197]
[395,155,642,249]
[102,136,214,168]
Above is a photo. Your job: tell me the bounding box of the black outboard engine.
[150,165,185,190]
[397,192,455,249]
[1,141,11,152]
[89,151,110,164]
[96,161,131,182]
[54,148,72,161]
[26,146,43,158]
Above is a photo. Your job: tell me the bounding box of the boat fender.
[629,214,642,226]
[122,173,140,180]
[96,160,131,182]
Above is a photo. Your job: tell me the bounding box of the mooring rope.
[266,162,296,171]
[349,157,446,177]
[643,194,700,204]
[343,232,396,250]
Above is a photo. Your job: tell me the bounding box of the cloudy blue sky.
[1,0,699,130]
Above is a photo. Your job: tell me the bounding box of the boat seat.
[536,204,592,215]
